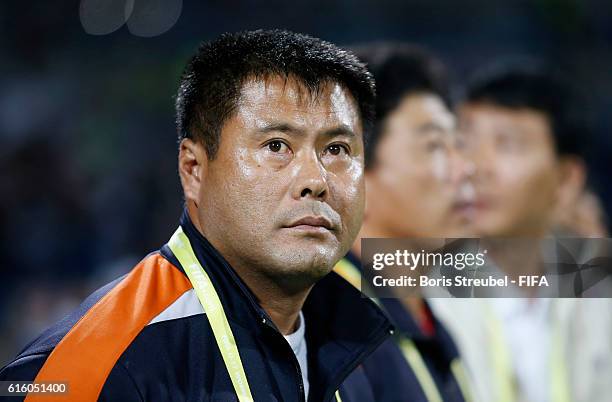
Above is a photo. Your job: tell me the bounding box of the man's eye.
[267,140,287,153]
[425,140,446,152]
[326,144,348,156]
[496,134,523,152]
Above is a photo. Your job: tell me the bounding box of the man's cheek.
[235,157,282,198]
[501,161,545,196]
[329,164,362,196]
[343,181,365,219]
[234,148,281,181]
[327,179,358,221]
[346,188,366,234]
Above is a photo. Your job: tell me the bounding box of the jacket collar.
[162,209,393,400]
[345,250,460,362]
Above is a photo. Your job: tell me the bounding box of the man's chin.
[259,259,333,293]
[265,245,338,277]
[471,219,514,237]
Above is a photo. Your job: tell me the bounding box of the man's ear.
[554,156,586,216]
[178,138,208,206]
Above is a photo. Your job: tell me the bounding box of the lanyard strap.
[484,302,571,402]
[550,317,571,402]
[334,258,362,289]
[169,227,254,402]
[170,226,343,402]
[484,303,515,402]
[450,358,475,402]
[400,337,444,402]
[334,258,473,402]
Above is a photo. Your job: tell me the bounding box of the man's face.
[457,103,561,236]
[366,93,469,237]
[191,76,364,283]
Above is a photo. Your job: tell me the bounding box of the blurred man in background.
[430,66,612,402]
[335,43,475,402]
[456,67,586,238]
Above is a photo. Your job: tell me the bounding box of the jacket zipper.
[261,316,306,402]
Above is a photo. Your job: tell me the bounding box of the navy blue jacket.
[346,252,469,402]
[0,212,393,401]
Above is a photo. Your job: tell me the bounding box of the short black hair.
[465,65,588,157]
[352,43,450,169]
[175,29,375,159]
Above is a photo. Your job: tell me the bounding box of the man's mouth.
[283,216,334,233]
[452,197,492,218]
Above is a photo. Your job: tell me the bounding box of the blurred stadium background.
[1,0,611,364]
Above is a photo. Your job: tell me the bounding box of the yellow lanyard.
[483,302,571,402]
[334,258,473,402]
[169,226,342,402]
[334,258,362,289]
[169,227,254,402]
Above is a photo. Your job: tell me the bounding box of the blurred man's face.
[366,93,470,237]
[186,76,365,285]
[457,103,561,236]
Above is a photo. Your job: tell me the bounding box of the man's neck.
[487,239,546,298]
[187,203,310,335]
[257,283,309,335]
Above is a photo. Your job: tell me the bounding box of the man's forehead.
[458,103,556,148]
[235,76,362,132]
[388,92,455,133]
[460,102,548,124]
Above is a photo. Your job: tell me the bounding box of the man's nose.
[455,133,493,185]
[450,149,477,185]
[291,150,329,200]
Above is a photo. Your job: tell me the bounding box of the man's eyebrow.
[255,123,357,138]
[256,122,305,136]
[416,122,450,135]
[321,125,357,138]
